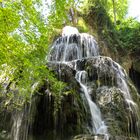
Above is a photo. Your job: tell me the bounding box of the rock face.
[72,134,137,140]
[28,92,88,140]
[48,57,140,139]
[7,27,140,140]
[129,62,140,94]
[47,27,140,139]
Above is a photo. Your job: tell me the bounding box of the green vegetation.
[117,18,140,51]
[0,0,140,111]
[80,0,140,53]
[0,0,74,110]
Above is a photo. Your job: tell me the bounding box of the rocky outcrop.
[5,28,140,140]
[48,56,140,139]
[72,134,137,140]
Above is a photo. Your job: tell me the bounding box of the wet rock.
[73,134,105,140]
[110,136,137,140]
[48,62,78,88]
[48,57,140,138]
[73,134,138,140]
[96,86,127,135]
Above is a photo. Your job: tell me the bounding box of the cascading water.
[75,71,107,135]
[48,28,99,62]
[9,26,140,140]
[11,112,23,140]
[48,26,140,139]
[48,26,108,138]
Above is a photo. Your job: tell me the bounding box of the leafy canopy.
[0,0,75,110]
[0,0,140,111]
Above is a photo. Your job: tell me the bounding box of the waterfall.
[48,30,99,62]
[10,106,31,140]
[75,71,107,134]
[11,112,23,140]
[48,26,140,139]
[9,26,140,140]
[48,26,108,137]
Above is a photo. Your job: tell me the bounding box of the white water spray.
[75,71,108,134]
[48,26,108,136]
[10,26,140,140]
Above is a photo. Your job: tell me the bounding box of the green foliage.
[0,0,139,112]
[80,0,122,52]
[81,0,128,24]
[80,0,140,53]
[0,0,75,111]
[105,0,128,23]
[117,18,140,51]
[77,17,90,32]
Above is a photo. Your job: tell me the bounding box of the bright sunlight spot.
[128,0,140,21]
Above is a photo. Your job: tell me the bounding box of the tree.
[82,0,128,25]
[107,0,128,24]
[0,0,75,110]
[112,0,116,25]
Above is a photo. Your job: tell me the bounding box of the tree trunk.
[112,0,116,25]
[69,8,77,26]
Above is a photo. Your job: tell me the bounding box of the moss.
[77,18,90,33]
[133,59,140,73]
[128,82,140,120]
